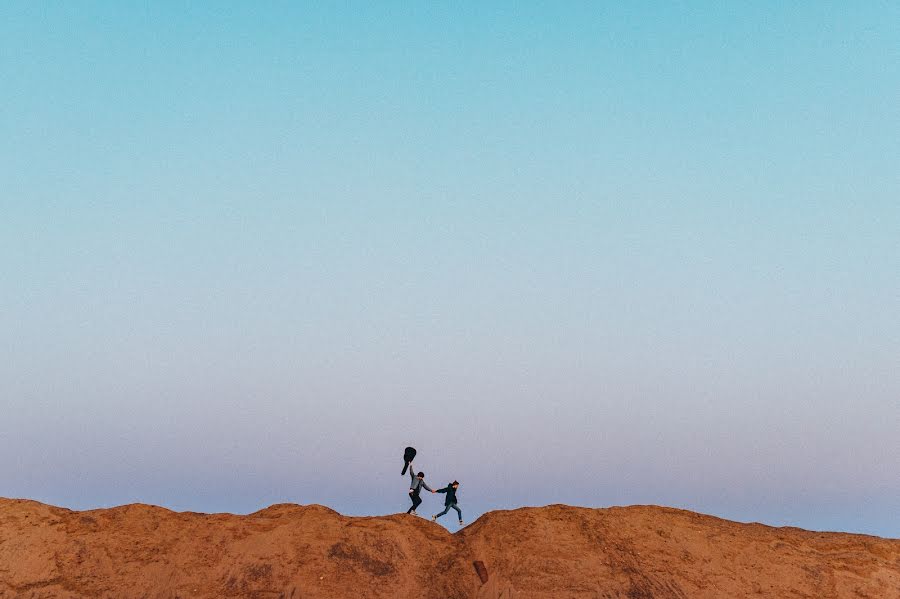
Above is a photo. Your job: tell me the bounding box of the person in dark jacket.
[431,480,462,525]
[406,466,434,515]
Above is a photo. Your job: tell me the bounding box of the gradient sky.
[1,2,898,537]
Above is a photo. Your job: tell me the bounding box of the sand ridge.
[0,498,898,598]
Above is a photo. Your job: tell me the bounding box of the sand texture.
[1,498,898,598]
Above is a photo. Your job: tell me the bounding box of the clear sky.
[1,2,898,537]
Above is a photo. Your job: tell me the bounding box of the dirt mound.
[0,498,897,598]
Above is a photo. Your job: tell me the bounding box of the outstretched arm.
[436,486,448,494]
[422,482,434,493]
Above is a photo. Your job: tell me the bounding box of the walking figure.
[432,480,463,525]
[407,466,434,516]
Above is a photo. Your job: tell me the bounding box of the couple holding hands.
[403,447,462,525]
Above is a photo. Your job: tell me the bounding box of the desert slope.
[0,498,897,599]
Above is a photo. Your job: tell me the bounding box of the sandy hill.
[0,498,897,599]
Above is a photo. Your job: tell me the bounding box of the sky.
[1,2,898,537]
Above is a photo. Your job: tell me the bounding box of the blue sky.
[1,2,898,536]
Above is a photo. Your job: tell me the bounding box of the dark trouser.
[435,502,462,520]
[407,493,422,513]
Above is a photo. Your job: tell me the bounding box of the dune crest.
[0,498,897,598]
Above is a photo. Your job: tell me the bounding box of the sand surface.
[0,498,898,598]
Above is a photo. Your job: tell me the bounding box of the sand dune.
[0,498,897,598]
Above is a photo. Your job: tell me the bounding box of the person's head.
[417,472,425,479]
[451,480,459,488]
